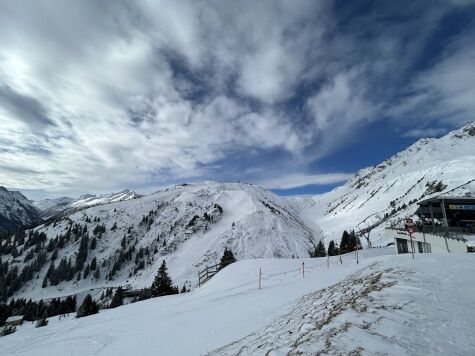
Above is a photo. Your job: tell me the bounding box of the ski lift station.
[386,196,475,254]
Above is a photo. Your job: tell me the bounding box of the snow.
[1,250,474,355]
[9,182,318,302]
[293,122,475,245]
[0,186,40,231]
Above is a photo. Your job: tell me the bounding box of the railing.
[386,225,471,241]
[198,263,220,287]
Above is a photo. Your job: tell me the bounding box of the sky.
[1,0,475,200]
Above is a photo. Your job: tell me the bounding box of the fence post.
[258,268,262,290]
[302,262,305,278]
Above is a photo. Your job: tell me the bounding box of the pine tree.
[110,287,124,308]
[219,247,236,270]
[151,260,178,297]
[313,240,326,257]
[90,237,97,250]
[76,294,98,318]
[76,235,89,271]
[36,310,48,328]
[340,230,350,254]
[90,257,97,271]
[93,267,100,279]
[327,240,336,256]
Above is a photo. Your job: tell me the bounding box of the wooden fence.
[198,263,220,287]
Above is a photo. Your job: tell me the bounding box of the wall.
[385,229,467,254]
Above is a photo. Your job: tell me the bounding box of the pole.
[302,262,305,278]
[440,199,451,252]
[409,232,414,259]
[258,268,262,290]
[339,247,342,264]
[327,254,329,269]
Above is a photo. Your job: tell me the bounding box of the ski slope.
[2,249,474,355]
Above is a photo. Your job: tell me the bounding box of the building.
[5,315,24,327]
[388,196,475,254]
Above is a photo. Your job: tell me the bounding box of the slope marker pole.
[258,268,262,290]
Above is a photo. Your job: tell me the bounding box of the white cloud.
[260,173,353,190]
[0,0,473,196]
[402,128,448,138]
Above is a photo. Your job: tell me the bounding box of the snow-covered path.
[1,250,474,355]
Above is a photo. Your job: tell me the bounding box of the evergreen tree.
[219,247,236,270]
[180,284,187,293]
[35,310,48,328]
[340,230,351,254]
[151,260,178,297]
[90,237,97,250]
[327,240,336,256]
[76,235,89,271]
[90,257,97,271]
[94,267,101,279]
[313,240,326,257]
[110,287,124,308]
[76,294,98,318]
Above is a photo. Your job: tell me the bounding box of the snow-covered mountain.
[295,122,475,245]
[33,197,74,219]
[0,187,41,234]
[34,190,140,219]
[1,182,317,301]
[2,123,474,302]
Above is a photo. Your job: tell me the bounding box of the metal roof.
[417,196,475,206]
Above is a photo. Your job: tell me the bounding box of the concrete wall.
[385,229,467,254]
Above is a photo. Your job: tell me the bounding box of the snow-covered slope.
[0,187,41,233]
[33,197,74,219]
[34,190,140,219]
[67,190,140,210]
[295,122,475,245]
[2,182,318,301]
[2,251,474,355]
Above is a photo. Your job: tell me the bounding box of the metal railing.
[386,225,471,241]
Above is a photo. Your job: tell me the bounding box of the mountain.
[34,190,140,219]
[295,122,475,245]
[0,187,41,234]
[33,197,74,219]
[1,182,317,301]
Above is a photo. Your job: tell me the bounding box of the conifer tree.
[219,247,236,270]
[327,240,336,256]
[151,260,178,297]
[35,310,48,328]
[313,240,326,257]
[76,294,98,318]
[340,230,350,254]
[110,287,124,308]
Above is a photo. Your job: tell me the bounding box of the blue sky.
[0,0,474,200]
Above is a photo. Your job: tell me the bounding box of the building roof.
[417,196,475,206]
[6,315,24,322]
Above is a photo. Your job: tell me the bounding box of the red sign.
[407,226,415,234]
